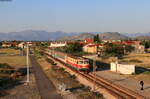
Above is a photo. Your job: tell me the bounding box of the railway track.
[45,52,145,99]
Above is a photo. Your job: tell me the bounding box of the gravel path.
[30,56,62,99]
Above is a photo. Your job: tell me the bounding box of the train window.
[84,61,89,64]
[78,61,84,64]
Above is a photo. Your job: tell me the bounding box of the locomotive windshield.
[84,61,89,64]
[78,61,84,64]
[78,60,89,64]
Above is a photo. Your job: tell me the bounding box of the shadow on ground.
[135,66,150,74]
[89,59,110,72]
[0,67,32,97]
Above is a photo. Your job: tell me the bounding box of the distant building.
[83,43,104,54]
[18,42,25,48]
[27,42,33,46]
[2,42,11,47]
[50,41,67,48]
[112,41,145,54]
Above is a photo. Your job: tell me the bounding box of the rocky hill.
[0,30,79,41]
[58,33,95,41]
[133,36,150,40]
[1,30,150,41]
[98,32,129,40]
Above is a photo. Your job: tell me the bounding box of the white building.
[18,42,25,48]
[110,62,135,74]
[50,41,67,48]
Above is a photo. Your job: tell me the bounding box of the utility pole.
[93,59,96,91]
[26,43,30,83]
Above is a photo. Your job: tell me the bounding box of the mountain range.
[0,30,79,41]
[0,30,150,41]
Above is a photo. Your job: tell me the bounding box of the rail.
[44,51,145,99]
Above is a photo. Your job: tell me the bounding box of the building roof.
[84,43,104,47]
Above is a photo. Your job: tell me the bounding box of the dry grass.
[0,48,27,68]
[0,56,26,67]
[119,53,150,68]
[0,48,20,55]
[119,53,150,84]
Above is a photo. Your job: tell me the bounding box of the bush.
[0,63,14,74]
[92,91,104,98]
[129,59,142,63]
[46,58,56,65]
[0,63,12,69]
[143,71,150,75]
[69,74,76,79]
[59,68,65,71]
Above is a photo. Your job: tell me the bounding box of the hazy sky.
[0,0,150,33]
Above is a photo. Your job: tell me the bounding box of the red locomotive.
[46,49,90,72]
[66,55,90,71]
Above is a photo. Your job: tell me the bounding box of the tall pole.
[93,59,96,91]
[26,43,30,83]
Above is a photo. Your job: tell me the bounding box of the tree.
[0,42,2,47]
[94,34,101,43]
[141,40,150,48]
[124,45,135,53]
[104,43,134,57]
[66,42,83,53]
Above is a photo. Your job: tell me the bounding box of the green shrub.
[46,58,56,65]
[59,68,65,71]
[143,71,150,75]
[129,59,142,63]
[69,74,76,79]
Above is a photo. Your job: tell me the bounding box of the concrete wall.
[110,62,135,74]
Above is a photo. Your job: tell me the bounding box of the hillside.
[133,36,150,40]
[0,30,79,41]
[98,32,129,40]
[1,30,150,41]
[58,33,95,41]
[122,32,150,37]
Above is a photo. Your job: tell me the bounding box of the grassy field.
[0,48,27,68]
[0,48,27,93]
[118,53,150,83]
[0,56,26,67]
[119,53,150,68]
[0,48,21,55]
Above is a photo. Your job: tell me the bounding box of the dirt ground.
[1,73,40,99]
[0,48,40,99]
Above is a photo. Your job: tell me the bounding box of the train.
[45,48,90,72]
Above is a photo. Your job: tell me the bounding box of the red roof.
[112,41,140,45]
[87,44,103,47]
[85,38,94,43]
